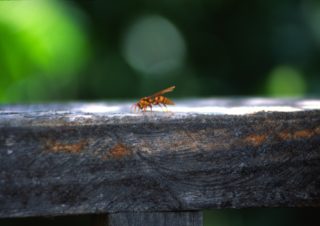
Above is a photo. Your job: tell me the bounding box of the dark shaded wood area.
[0,99,320,218]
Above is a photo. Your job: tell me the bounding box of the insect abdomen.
[154,96,174,105]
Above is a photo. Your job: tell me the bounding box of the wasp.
[131,86,175,112]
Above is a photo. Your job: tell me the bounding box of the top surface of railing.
[0,98,320,218]
[1,98,319,125]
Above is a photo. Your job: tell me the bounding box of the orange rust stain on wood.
[293,129,313,139]
[278,132,292,140]
[278,128,317,140]
[46,140,87,154]
[101,144,131,160]
[244,134,267,146]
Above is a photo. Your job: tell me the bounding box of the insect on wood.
[131,86,175,112]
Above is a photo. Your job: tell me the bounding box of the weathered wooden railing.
[0,99,320,225]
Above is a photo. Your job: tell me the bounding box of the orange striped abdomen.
[153,96,174,105]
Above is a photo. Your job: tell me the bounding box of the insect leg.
[158,104,165,112]
[130,104,136,113]
[135,105,139,113]
[163,104,169,112]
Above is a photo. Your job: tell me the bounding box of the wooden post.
[0,99,320,223]
[108,211,202,226]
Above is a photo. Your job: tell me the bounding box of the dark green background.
[0,0,319,225]
[0,0,319,103]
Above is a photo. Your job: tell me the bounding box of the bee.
[131,86,175,112]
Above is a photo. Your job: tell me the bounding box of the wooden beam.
[108,211,202,226]
[0,99,320,218]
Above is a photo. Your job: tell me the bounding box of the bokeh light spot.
[266,66,306,97]
[122,15,186,76]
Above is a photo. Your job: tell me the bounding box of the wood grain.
[108,211,202,226]
[0,99,320,218]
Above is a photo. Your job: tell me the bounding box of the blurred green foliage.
[0,0,319,103]
[0,0,88,102]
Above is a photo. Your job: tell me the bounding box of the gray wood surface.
[108,211,202,226]
[0,99,320,218]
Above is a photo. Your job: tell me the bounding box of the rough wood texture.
[0,99,320,218]
[108,211,202,226]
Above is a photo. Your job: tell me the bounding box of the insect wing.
[149,86,175,98]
